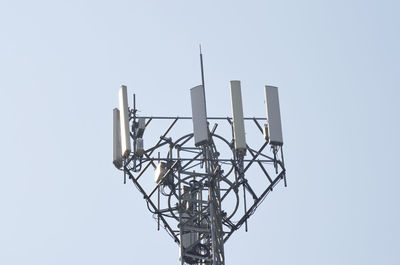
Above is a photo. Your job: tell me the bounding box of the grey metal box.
[136,117,145,138]
[135,138,144,156]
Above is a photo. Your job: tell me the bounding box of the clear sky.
[0,1,399,265]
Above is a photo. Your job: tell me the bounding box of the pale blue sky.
[0,1,399,264]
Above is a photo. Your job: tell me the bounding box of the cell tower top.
[112,51,286,265]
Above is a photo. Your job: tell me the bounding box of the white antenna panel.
[154,162,167,184]
[230,80,247,154]
[190,85,209,146]
[265,86,283,146]
[112,108,123,168]
[119,85,132,157]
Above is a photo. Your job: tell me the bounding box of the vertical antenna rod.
[199,44,205,89]
[199,45,208,117]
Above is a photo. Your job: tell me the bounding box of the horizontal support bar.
[135,116,267,120]
[139,158,275,163]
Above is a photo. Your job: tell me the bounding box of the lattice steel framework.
[116,107,286,265]
[114,48,286,265]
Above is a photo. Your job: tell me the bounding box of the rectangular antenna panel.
[190,85,209,146]
[112,108,123,168]
[230,80,247,154]
[265,86,283,146]
[119,85,131,157]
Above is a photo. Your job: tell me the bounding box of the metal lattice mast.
[112,52,287,265]
[205,144,225,265]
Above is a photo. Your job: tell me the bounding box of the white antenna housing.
[190,85,209,146]
[154,162,167,184]
[119,85,132,157]
[264,86,283,146]
[230,80,246,154]
[113,108,123,168]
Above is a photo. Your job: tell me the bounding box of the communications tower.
[112,52,286,265]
